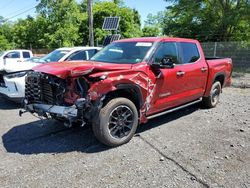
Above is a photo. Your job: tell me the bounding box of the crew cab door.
[147,41,208,115]
[3,51,22,65]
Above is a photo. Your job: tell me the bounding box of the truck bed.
[204,57,232,97]
[206,57,232,68]
[205,56,226,60]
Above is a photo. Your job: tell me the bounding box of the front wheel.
[202,81,222,108]
[92,97,139,147]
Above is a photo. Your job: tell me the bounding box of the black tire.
[202,81,222,108]
[92,97,139,147]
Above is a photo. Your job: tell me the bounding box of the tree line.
[0,0,249,51]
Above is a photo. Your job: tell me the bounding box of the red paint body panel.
[33,61,132,79]
[204,58,232,97]
[146,59,208,115]
[31,37,232,123]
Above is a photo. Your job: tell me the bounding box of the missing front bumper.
[24,103,78,118]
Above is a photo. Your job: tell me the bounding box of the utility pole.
[87,0,94,46]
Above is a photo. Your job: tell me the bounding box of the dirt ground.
[0,77,249,187]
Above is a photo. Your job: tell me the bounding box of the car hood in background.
[4,61,42,73]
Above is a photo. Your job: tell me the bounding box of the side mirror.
[3,54,12,59]
[161,57,175,68]
[151,57,175,69]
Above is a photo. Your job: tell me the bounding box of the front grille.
[41,81,54,104]
[25,72,42,102]
[25,72,65,105]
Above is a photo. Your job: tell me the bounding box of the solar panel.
[103,34,121,46]
[111,34,121,42]
[103,35,112,46]
[102,17,120,30]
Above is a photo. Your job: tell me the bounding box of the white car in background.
[0,50,33,71]
[37,47,101,63]
[0,47,101,102]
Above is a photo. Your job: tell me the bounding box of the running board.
[147,98,202,120]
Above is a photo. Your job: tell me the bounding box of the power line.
[4,6,36,21]
[6,3,38,18]
[0,0,15,10]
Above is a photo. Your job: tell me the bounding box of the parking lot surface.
[0,87,249,187]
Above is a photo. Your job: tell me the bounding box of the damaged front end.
[20,71,103,127]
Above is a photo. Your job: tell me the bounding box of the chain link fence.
[201,42,250,72]
[31,42,250,72]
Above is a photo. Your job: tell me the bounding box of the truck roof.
[116,37,199,43]
[56,47,102,51]
[2,49,32,52]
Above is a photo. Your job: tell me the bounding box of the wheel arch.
[204,71,226,97]
[213,72,226,87]
[103,84,144,112]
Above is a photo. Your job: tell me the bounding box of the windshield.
[39,50,70,63]
[90,42,153,64]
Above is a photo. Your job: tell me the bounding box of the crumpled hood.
[32,61,132,78]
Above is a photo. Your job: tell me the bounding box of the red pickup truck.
[22,37,232,146]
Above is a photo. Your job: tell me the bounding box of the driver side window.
[5,51,20,59]
[154,42,179,64]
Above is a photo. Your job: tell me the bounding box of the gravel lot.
[0,84,249,187]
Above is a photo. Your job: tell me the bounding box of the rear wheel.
[92,97,138,147]
[202,81,221,108]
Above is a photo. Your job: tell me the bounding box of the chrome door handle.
[201,67,208,72]
[176,71,185,76]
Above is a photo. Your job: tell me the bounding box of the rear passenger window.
[179,42,200,64]
[87,49,97,59]
[154,42,180,64]
[67,51,87,61]
[23,52,31,58]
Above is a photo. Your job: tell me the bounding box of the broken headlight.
[5,71,27,79]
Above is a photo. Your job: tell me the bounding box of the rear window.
[179,42,200,64]
[23,51,31,58]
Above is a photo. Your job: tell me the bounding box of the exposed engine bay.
[22,71,101,127]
